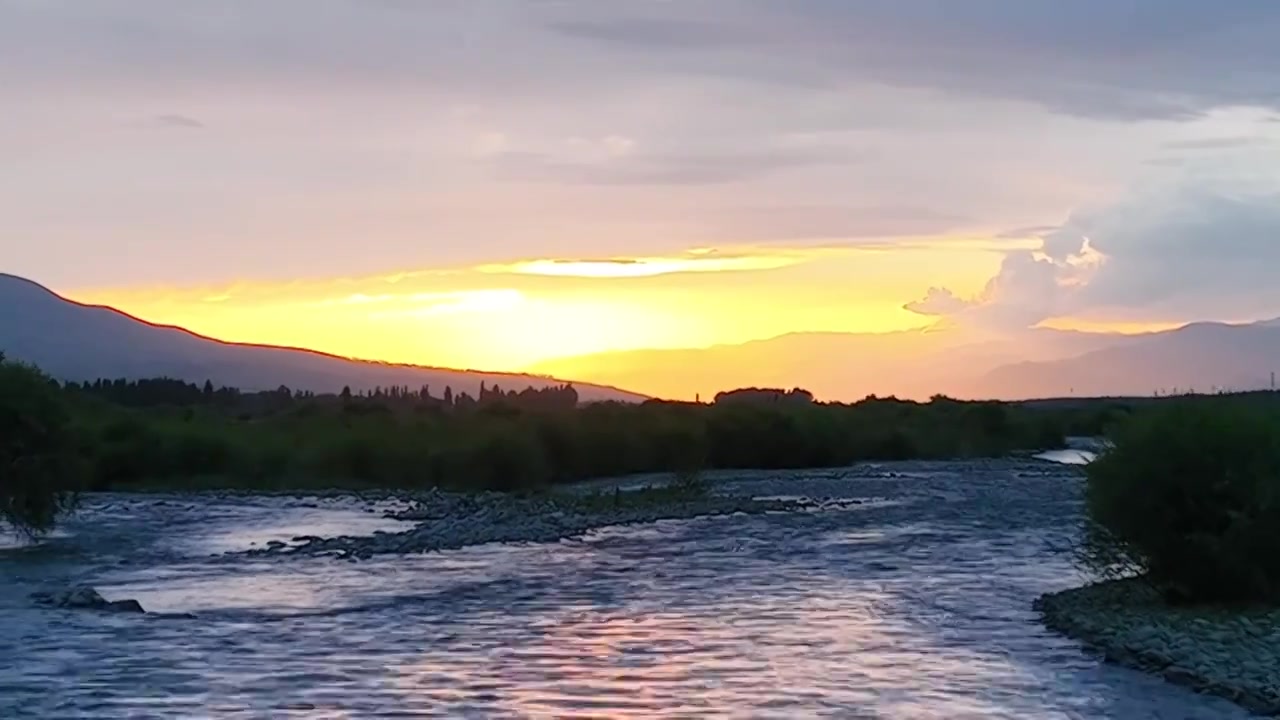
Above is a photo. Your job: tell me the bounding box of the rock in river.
[31,586,146,614]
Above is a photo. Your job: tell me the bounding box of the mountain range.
[528,318,1280,401]
[8,271,1280,403]
[0,274,645,402]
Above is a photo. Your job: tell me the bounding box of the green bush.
[1081,401,1280,604]
[0,354,82,535]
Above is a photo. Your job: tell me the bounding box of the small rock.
[1162,665,1200,686]
[31,586,146,614]
[107,599,146,614]
[65,587,107,608]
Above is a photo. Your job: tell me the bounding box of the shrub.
[0,354,82,535]
[1081,401,1280,603]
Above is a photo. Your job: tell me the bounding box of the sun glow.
[61,240,1005,376]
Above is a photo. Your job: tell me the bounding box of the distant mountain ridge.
[10,271,1279,404]
[529,317,1280,401]
[975,320,1280,399]
[0,273,646,403]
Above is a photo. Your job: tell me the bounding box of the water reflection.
[0,465,1253,719]
[1034,448,1097,465]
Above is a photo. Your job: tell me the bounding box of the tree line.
[65,376,582,413]
[1,353,1081,533]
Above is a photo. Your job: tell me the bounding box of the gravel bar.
[1036,579,1280,716]
[244,487,804,561]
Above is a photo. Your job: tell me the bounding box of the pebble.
[1036,579,1280,715]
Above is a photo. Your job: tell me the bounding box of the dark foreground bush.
[1081,401,1280,604]
[0,354,81,536]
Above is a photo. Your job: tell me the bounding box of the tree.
[0,353,81,536]
[340,385,353,401]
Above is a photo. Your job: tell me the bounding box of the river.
[0,458,1252,718]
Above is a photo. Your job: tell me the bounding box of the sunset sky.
[7,1,1280,383]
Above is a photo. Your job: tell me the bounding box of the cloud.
[905,249,1098,330]
[996,225,1062,240]
[545,0,1280,120]
[1162,136,1268,151]
[11,1,1280,122]
[477,251,807,278]
[153,113,203,129]
[7,1,1280,292]
[486,142,857,186]
[907,182,1280,327]
[551,18,760,49]
[705,204,975,242]
[1049,187,1280,316]
[903,287,973,316]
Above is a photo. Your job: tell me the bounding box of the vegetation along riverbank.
[2,352,1095,532]
[1038,399,1280,715]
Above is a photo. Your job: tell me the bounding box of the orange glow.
[1036,317,1186,334]
[61,240,1007,378]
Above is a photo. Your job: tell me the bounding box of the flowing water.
[0,461,1253,719]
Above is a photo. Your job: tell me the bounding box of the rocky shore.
[1036,579,1280,716]
[245,485,812,561]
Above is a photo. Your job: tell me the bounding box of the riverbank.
[1036,580,1280,715]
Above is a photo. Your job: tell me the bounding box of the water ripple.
[0,464,1257,718]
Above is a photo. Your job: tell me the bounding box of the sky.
[6,0,1280,380]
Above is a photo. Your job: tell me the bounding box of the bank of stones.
[245,488,803,561]
[1036,579,1280,715]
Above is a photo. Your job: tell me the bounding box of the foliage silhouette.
[52,383,1065,494]
[0,353,82,536]
[1081,399,1280,604]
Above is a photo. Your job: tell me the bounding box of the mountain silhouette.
[975,320,1280,399]
[0,273,646,402]
[530,319,1280,401]
[526,326,1122,401]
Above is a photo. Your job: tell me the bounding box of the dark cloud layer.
[5,1,1280,119]
[552,0,1280,120]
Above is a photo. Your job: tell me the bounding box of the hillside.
[528,326,1134,401]
[0,274,646,402]
[531,318,1280,402]
[977,322,1280,399]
